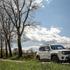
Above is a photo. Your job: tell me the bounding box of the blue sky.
[35,0,70,37]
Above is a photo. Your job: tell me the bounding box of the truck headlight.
[62,51,65,54]
[59,51,65,55]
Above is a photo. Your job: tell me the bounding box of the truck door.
[39,46,50,59]
[45,46,51,59]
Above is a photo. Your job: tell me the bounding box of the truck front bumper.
[59,55,70,62]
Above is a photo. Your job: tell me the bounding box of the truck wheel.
[51,55,59,63]
[36,55,40,60]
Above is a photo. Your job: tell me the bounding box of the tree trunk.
[7,39,12,57]
[0,38,3,58]
[5,40,8,58]
[17,34,22,57]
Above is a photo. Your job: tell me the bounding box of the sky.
[34,0,70,37]
[12,0,70,50]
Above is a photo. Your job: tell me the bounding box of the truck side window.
[39,47,46,51]
[45,46,50,50]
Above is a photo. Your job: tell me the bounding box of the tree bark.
[7,39,12,57]
[5,40,8,58]
[17,34,22,57]
[0,38,3,58]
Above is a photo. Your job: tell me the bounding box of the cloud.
[24,26,70,49]
[25,26,61,41]
[30,0,53,9]
[31,0,44,9]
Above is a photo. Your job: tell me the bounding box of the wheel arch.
[51,53,59,59]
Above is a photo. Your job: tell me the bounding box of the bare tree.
[0,28,4,58]
[0,8,15,57]
[0,0,37,57]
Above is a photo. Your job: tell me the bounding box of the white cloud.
[30,0,52,9]
[24,26,70,49]
[25,26,61,41]
[31,0,44,9]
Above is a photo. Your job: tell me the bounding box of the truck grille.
[63,51,70,55]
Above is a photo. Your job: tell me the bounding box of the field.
[0,59,70,70]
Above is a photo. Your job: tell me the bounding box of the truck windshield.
[51,45,65,50]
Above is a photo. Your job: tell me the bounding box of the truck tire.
[36,55,40,60]
[51,55,59,63]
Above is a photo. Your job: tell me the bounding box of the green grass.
[0,60,70,70]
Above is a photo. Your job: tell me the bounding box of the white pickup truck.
[36,45,70,62]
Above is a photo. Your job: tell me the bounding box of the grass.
[0,59,70,70]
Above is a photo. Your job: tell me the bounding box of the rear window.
[39,47,45,51]
[39,46,50,51]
